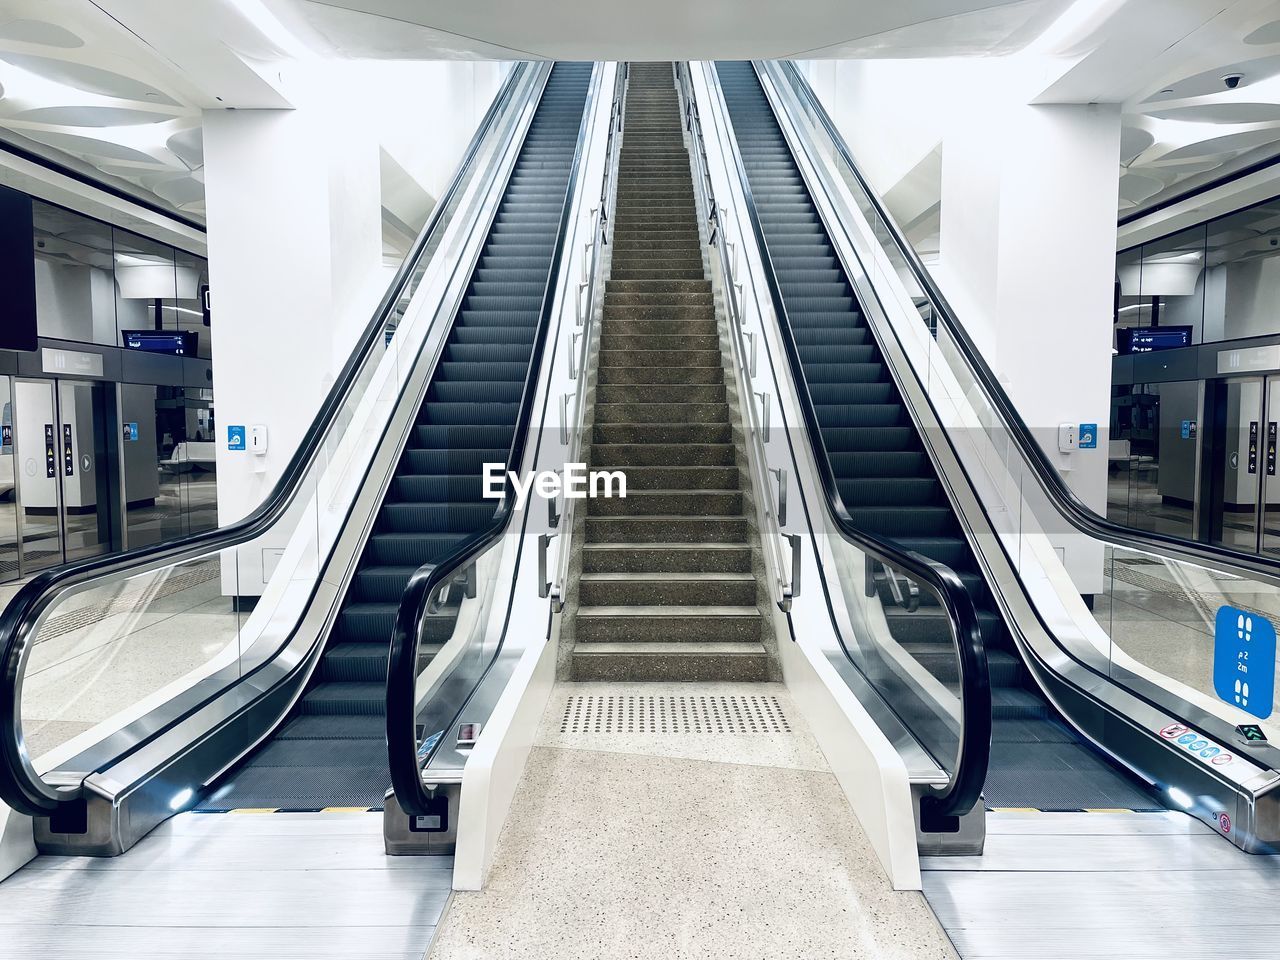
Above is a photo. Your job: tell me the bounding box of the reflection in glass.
[13,380,63,573]
[32,201,117,346]
[0,377,18,581]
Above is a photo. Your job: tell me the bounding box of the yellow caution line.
[229,807,278,815]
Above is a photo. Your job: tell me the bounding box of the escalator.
[714,60,1154,811]
[0,60,600,857]
[201,62,593,811]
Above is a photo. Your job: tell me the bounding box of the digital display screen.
[1117,326,1192,355]
[122,330,198,356]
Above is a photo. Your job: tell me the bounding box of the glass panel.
[13,379,63,572]
[32,202,117,346]
[1208,199,1280,344]
[1133,224,1207,345]
[183,387,219,535]
[1217,379,1263,553]
[57,380,115,562]
[167,250,210,359]
[1262,377,1280,560]
[1102,544,1280,743]
[0,377,18,583]
[112,230,177,348]
[1109,381,1199,542]
[122,383,186,547]
[19,554,243,764]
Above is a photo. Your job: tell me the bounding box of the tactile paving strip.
[560,694,790,734]
[35,560,219,643]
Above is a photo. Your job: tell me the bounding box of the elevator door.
[1206,375,1280,558]
[13,378,119,574]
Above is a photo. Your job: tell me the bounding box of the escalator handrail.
[386,63,601,818]
[770,59,1280,588]
[709,61,990,820]
[0,62,536,818]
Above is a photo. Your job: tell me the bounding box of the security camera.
[1223,73,1245,89]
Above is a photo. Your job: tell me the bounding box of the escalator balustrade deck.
[715,60,1153,811]
[200,62,593,811]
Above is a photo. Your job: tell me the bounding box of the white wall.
[798,57,1121,592]
[203,61,508,592]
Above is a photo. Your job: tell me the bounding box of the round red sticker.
[1160,724,1188,740]
[1219,812,1232,834]
[1211,753,1234,766]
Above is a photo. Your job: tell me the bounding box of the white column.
[203,100,382,523]
[936,98,1121,592]
[203,91,382,593]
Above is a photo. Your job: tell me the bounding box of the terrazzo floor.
[427,681,958,959]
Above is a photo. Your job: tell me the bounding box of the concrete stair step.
[582,542,753,573]
[588,488,743,517]
[600,333,719,351]
[604,464,739,489]
[599,347,722,366]
[592,421,730,444]
[604,292,714,307]
[592,400,729,423]
[579,572,756,606]
[589,442,736,466]
[605,279,710,293]
[602,304,716,321]
[598,365,724,385]
[594,382,726,403]
[586,515,747,543]
[596,320,718,339]
[575,605,762,642]
[611,267,706,280]
[571,641,771,682]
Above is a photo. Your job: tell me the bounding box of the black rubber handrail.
[0,62,535,817]
[773,59,1280,589]
[387,64,602,817]
[708,62,990,823]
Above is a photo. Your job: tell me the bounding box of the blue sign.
[123,422,138,442]
[227,425,246,451]
[1078,423,1098,449]
[1214,606,1276,720]
[1182,420,1192,439]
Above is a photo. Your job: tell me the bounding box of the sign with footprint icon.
[1214,606,1276,720]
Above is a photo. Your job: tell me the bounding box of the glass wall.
[1111,196,1280,552]
[1114,198,1280,351]
[0,197,217,583]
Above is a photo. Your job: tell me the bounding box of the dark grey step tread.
[583,541,751,551]
[580,571,754,583]
[573,641,767,655]
[576,604,761,618]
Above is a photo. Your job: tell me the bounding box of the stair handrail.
[386,63,606,817]
[767,58,1280,590]
[703,60,991,823]
[675,62,799,610]
[0,61,539,818]
[547,61,627,611]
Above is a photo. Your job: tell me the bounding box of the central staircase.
[570,62,774,682]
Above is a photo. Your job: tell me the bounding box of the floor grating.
[560,694,790,734]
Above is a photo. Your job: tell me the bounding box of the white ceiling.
[4,0,1280,231]
[0,0,208,218]
[1115,0,1280,214]
[270,0,1073,61]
